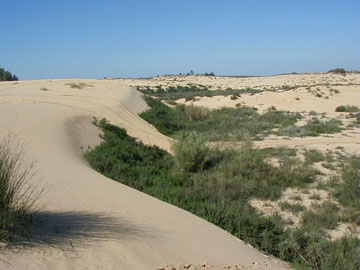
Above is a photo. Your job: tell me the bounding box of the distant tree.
[328,68,346,75]
[190,70,194,75]
[203,72,215,76]
[0,67,18,81]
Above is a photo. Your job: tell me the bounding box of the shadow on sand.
[6,210,158,249]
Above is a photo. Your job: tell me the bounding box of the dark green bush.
[328,68,346,75]
[0,67,18,81]
[335,105,360,112]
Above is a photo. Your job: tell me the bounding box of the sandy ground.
[0,79,289,270]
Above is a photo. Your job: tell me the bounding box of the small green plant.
[304,149,325,164]
[335,105,360,112]
[40,87,48,91]
[302,202,340,230]
[279,202,305,215]
[309,193,321,201]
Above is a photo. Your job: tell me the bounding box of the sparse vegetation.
[40,87,48,91]
[304,149,325,164]
[85,119,359,269]
[279,202,305,215]
[140,96,303,141]
[0,136,41,242]
[137,85,262,102]
[65,82,92,89]
[141,96,344,140]
[330,155,360,224]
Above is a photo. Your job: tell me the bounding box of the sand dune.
[0,80,289,269]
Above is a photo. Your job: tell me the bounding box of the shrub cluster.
[335,105,360,113]
[85,121,359,269]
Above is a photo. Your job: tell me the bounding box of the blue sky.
[1,0,359,80]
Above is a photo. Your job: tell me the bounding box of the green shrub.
[172,133,216,176]
[279,202,305,215]
[304,149,325,164]
[328,68,346,75]
[303,118,342,135]
[302,202,340,230]
[139,96,187,135]
[335,105,360,112]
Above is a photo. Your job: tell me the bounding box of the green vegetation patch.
[140,96,303,141]
[137,85,262,102]
[335,105,360,112]
[85,120,359,269]
[330,155,360,224]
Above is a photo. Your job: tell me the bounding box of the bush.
[328,68,346,75]
[303,118,342,135]
[172,133,212,174]
[139,96,187,135]
[335,105,360,112]
[0,67,18,81]
[0,136,41,241]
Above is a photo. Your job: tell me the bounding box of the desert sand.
[0,79,290,270]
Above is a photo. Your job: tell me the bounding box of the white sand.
[0,79,289,270]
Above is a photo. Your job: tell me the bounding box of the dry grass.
[0,136,42,242]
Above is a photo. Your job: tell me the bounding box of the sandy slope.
[0,80,289,270]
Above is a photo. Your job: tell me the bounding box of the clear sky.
[1,0,359,80]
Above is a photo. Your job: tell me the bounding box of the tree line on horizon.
[0,66,18,81]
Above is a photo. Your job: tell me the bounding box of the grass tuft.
[0,136,42,242]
